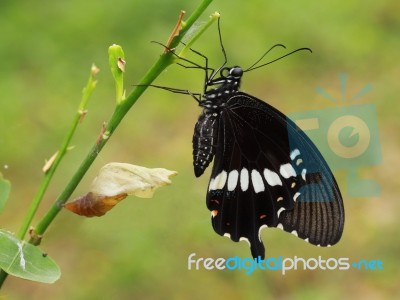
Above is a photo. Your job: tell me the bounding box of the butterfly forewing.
[204,92,344,259]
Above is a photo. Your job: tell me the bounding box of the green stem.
[31,0,215,241]
[0,0,215,288]
[179,11,220,58]
[16,113,80,240]
[0,272,6,289]
[30,57,171,241]
[0,105,82,288]
[16,67,97,241]
[0,69,97,287]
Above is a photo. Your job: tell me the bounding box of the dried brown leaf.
[64,192,127,217]
[64,163,177,217]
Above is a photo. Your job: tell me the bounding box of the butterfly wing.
[206,92,344,259]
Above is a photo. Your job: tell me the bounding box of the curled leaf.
[42,151,58,173]
[64,163,177,217]
[42,146,75,173]
[108,44,125,103]
[164,10,186,52]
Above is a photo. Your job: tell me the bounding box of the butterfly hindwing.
[206,92,344,259]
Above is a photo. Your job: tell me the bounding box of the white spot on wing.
[258,224,268,241]
[304,238,309,243]
[296,158,303,166]
[227,170,239,191]
[209,171,227,191]
[293,192,301,202]
[240,168,249,191]
[290,149,301,160]
[208,178,214,191]
[251,170,265,193]
[280,163,297,178]
[239,237,251,247]
[263,168,282,186]
[277,223,284,230]
[277,196,283,202]
[301,168,307,181]
[291,230,298,237]
[277,207,285,218]
[224,233,231,238]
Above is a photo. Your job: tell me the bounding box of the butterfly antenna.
[210,18,228,80]
[244,47,312,72]
[218,18,228,67]
[244,44,286,71]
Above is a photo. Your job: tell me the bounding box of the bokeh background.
[1,0,399,299]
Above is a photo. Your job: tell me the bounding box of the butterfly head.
[215,66,244,85]
[224,66,243,79]
[202,66,243,108]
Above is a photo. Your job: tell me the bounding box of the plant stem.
[0,69,98,287]
[16,67,98,241]
[31,0,215,242]
[17,105,83,240]
[0,0,215,289]
[179,11,220,58]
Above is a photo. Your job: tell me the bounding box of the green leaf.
[0,230,60,283]
[179,11,220,58]
[0,174,11,214]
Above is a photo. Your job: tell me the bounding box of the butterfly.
[156,22,344,260]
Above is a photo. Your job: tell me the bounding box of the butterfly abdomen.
[193,112,219,177]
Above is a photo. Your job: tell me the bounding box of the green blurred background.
[1,0,399,299]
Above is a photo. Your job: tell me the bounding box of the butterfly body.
[193,67,242,177]
[192,65,344,259]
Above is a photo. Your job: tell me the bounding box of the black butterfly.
[156,24,344,260]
